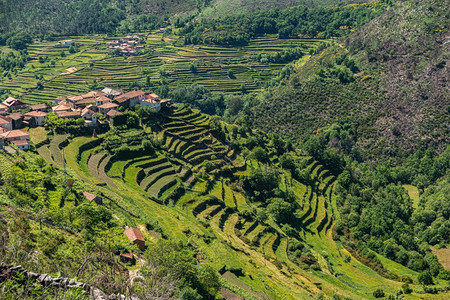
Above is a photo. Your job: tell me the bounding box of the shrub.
[402,283,412,294]
[373,289,385,298]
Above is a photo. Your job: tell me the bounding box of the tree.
[76,118,85,126]
[251,146,268,163]
[267,198,294,224]
[6,32,32,50]
[74,203,112,231]
[227,96,243,116]
[418,271,434,285]
[189,63,197,73]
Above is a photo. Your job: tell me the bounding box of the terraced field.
[25,106,432,299]
[2,33,324,103]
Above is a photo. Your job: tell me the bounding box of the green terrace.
[22,105,435,299]
[1,33,325,103]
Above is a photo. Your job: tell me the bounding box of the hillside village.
[106,35,145,55]
[0,88,172,152]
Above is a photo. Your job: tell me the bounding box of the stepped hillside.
[1,104,449,299]
[252,0,449,159]
[0,0,449,299]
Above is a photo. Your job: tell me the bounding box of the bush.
[402,283,412,294]
[373,289,385,298]
[418,271,434,285]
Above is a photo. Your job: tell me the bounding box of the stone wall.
[0,264,139,300]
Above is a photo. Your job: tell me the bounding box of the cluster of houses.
[106,35,145,55]
[0,88,171,152]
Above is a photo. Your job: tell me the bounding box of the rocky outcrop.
[0,264,139,300]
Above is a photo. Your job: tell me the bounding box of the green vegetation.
[182,2,385,45]
[14,103,447,298]
[0,33,324,101]
[1,0,449,298]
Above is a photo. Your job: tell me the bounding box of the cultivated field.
[27,106,438,299]
[2,33,324,103]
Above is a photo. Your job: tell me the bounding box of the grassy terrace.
[24,98,435,299]
[2,33,324,103]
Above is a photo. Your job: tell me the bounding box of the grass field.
[403,184,420,209]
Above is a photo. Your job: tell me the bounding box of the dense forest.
[181,2,386,45]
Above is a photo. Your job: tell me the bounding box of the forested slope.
[252,0,449,158]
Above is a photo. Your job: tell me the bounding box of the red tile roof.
[76,97,96,105]
[7,112,23,120]
[120,253,134,260]
[83,192,100,202]
[0,129,29,139]
[81,108,95,116]
[56,111,80,118]
[96,95,111,103]
[52,103,72,112]
[81,91,104,98]
[2,97,25,107]
[11,139,29,146]
[123,227,145,242]
[29,103,47,111]
[115,90,145,102]
[67,95,83,102]
[25,111,47,118]
[0,116,12,125]
[98,102,119,109]
[106,110,122,117]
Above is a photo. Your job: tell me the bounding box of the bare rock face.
[0,263,137,300]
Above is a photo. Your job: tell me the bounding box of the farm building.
[123,227,146,251]
[74,97,96,109]
[106,110,122,121]
[120,253,135,264]
[83,192,103,205]
[96,95,111,106]
[66,96,84,108]
[58,40,74,48]
[81,108,98,126]
[141,94,161,112]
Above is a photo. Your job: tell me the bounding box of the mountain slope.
[252,0,449,159]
